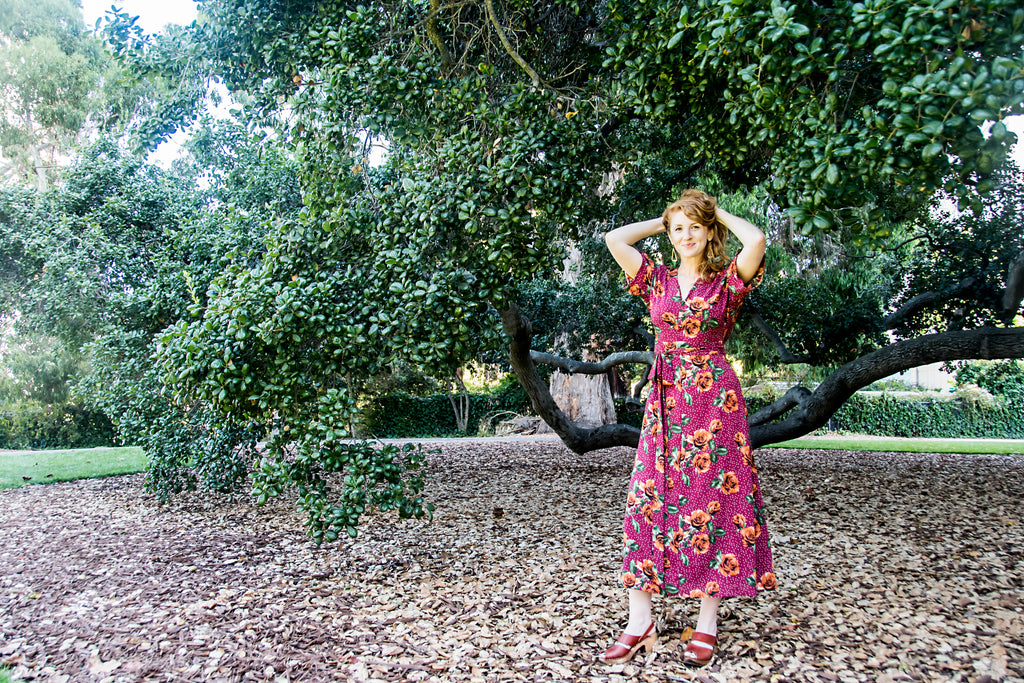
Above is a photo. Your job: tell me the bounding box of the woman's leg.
[695,595,721,635]
[625,588,654,634]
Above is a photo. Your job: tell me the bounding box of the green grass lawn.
[768,434,1024,454]
[0,447,146,490]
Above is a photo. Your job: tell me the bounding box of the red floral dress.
[621,251,777,598]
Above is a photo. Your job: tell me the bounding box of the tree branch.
[426,0,456,67]
[884,277,977,329]
[746,309,810,364]
[499,303,639,452]
[747,386,812,426]
[529,349,654,374]
[484,0,542,87]
[1002,250,1024,318]
[750,326,1024,447]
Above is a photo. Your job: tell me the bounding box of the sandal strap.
[690,631,717,647]
[615,622,655,647]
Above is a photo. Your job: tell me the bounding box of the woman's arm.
[716,208,767,284]
[604,217,665,280]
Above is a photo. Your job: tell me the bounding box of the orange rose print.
[666,477,675,491]
[642,581,661,594]
[665,396,676,410]
[656,454,665,473]
[641,559,657,579]
[722,390,739,413]
[689,510,711,529]
[720,471,740,494]
[662,311,679,327]
[740,526,757,547]
[689,354,709,366]
[759,572,778,591]
[709,419,723,433]
[654,531,666,552]
[688,589,707,598]
[706,500,721,514]
[690,533,711,554]
[733,513,747,528]
[629,283,643,296]
[695,372,714,392]
[627,491,637,507]
[754,521,763,538]
[718,553,741,577]
[735,432,748,447]
[704,581,720,596]
[643,479,657,497]
[643,503,655,525]
[689,297,709,312]
[622,572,639,588]
[691,429,712,449]
[693,452,711,473]
[681,317,701,337]
[664,557,672,570]
[742,447,757,472]
[652,281,666,298]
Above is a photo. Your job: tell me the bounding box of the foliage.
[0,0,155,188]
[955,359,1024,400]
[16,0,1011,538]
[360,379,533,438]
[747,387,1024,438]
[0,402,117,450]
[604,0,1024,233]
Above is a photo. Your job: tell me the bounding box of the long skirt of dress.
[621,346,777,597]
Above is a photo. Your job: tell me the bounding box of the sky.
[79,1,1024,169]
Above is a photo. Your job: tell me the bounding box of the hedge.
[364,387,1024,440]
[0,403,120,450]
[746,391,1024,439]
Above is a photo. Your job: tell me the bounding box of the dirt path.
[1,441,1021,682]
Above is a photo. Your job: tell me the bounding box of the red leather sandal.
[683,631,717,667]
[598,622,657,664]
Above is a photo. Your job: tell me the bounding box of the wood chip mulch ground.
[1,440,1022,683]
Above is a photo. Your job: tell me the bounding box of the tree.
[66,0,1024,538]
[0,0,153,189]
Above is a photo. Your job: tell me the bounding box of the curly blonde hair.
[661,189,729,281]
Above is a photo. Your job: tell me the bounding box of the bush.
[360,379,533,438]
[747,386,1024,439]
[829,393,1024,438]
[0,402,119,450]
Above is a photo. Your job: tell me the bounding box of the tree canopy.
[4,0,1022,540]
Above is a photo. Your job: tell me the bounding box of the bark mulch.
[1,440,1021,683]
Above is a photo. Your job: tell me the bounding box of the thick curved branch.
[884,277,977,330]
[747,386,812,427]
[1002,250,1024,317]
[499,303,639,453]
[484,0,542,87]
[747,309,810,364]
[529,349,654,374]
[426,0,455,66]
[750,326,1024,448]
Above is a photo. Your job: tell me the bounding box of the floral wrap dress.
[620,250,777,598]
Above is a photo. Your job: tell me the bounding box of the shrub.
[0,402,119,450]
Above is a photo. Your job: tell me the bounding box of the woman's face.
[668,212,710,261]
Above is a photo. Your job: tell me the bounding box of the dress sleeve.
[724,252,765,312]
[624,251,656,306]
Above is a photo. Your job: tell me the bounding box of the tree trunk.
[548,369,617,428]
[499,302,641,453]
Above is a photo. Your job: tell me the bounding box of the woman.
[600,189,777,668]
